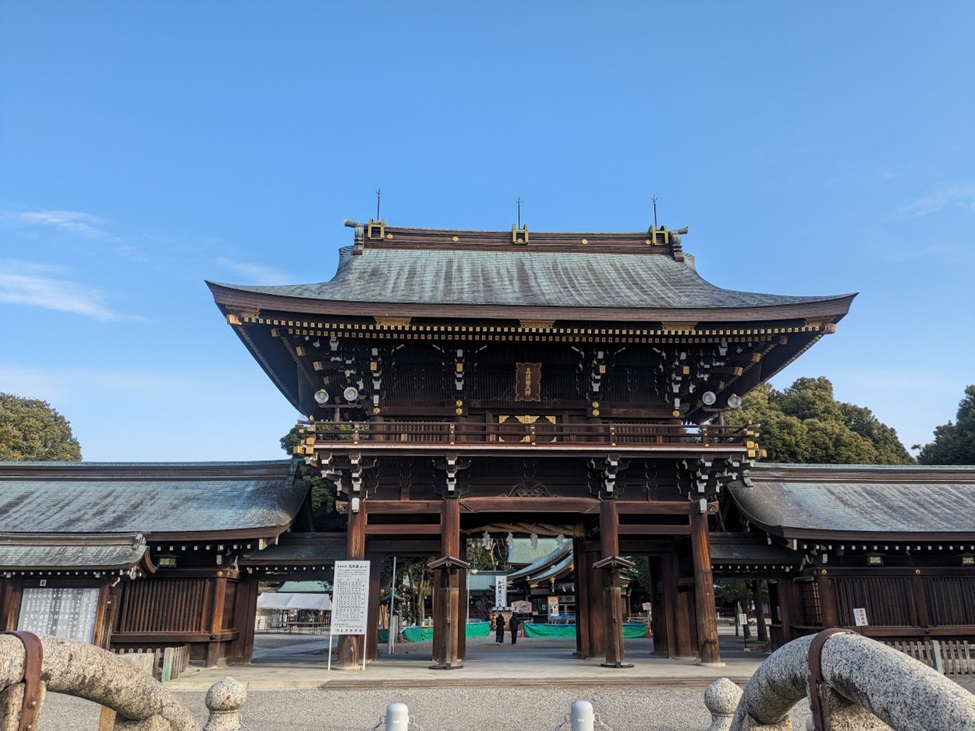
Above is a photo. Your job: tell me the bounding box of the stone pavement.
[165,628,768,691]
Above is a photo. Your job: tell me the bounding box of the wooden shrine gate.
[298,419,755,669]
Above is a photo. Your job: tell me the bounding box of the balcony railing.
[295,420,760,455]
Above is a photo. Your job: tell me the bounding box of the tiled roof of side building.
[729,463,975,539]
[0,534,148,570]
[0,460,308,538]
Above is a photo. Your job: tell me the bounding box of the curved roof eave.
[208,281,856,325]
[729,464,975,541]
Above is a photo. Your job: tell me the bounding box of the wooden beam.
[366,539,441,554]
[362,501,443,514]
[616,502,692,515]
[618,525,691,535]
[365,524,442,535]
[459,497,600,513]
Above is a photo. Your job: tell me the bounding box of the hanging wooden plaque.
[515,362,541,402]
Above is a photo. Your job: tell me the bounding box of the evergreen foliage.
[0,393,82,461]
[279,424,346,531]
[735,377,912,464]
[915,385,975,465]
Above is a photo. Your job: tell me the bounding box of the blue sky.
[1,2,972,462]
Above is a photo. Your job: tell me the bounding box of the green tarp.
[522,623,649,639]
[398,621,647,642]
[400,621,491,643]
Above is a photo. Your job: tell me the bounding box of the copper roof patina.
[730,464,975,541]
[0,533,147,570]
[207,224,855,322]
[0,460,308,540]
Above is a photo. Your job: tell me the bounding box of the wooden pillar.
[911,573,930,630]
[337,501,367,668]
[91,582,112,650]
[366,558,382,661]
[663,551,694,658]
[0,578,20,631]
[230,576,259,663]
[459,539,468,661]
[690,509,721,665]
[431,566,446,665]
[586,542,605,658]
[431,498,462,669]
[573,538,591,657]
[205,571,229,667]
[649,557,669,657]
[599,498,629,667]
[816,569,840,628]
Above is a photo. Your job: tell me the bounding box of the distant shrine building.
[2,221,974,669]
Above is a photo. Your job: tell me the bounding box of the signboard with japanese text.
[331,560,371,635]
[18,587,99,643]
[494,574,507,609]
[853,608,869,627]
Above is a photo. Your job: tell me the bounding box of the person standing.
[509,613,521,645]
[494,612,505,644]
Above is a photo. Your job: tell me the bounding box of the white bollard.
[570,699,595,731]
[385,702,410,730]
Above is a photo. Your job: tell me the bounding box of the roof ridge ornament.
[513,196,528,243]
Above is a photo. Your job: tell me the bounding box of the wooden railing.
[886,639,975,675]
[297,420,757,451]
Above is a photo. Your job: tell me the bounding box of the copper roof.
[0,533,147,571]
[0,460,307,540]
[208,225,855,323]
[730,464,975,541]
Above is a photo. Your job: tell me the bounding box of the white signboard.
[853,607,869,627]
[18,587,100,643]
[494,574,507,609]
[331,560,371,635]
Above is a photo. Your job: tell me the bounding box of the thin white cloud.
[0,259,125,321]
[898,182,975,219]
[215,257,295,284]
[4,209,121,241]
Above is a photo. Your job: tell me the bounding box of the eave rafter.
[227,311,840,345]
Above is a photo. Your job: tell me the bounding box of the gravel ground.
[32,632,975,730]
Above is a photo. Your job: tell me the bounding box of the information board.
[495,574,507,609]
[331,560,370,635]
[18,587,100,643]
[853,607,869,627]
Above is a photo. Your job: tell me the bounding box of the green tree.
[401,556,433,626]
[714,579,769,643]
[915,385,975,465]
[280,424,346,531]
[735,378,912,465]
[0,393,82,461]
[466,536,509,571]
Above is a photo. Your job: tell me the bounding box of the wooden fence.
[886,639,974,675]
[113,645,190,681]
